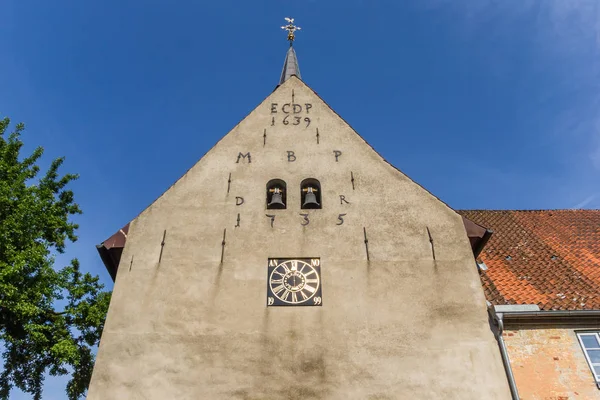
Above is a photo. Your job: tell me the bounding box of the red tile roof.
[458,210,600,311]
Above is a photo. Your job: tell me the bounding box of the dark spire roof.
[279,45,301,85]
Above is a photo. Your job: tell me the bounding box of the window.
[300,178,321,209]
[266,179,286,209]
[577,332,600,387]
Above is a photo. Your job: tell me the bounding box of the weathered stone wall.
[87,77,511,399]
[504,328,599,399]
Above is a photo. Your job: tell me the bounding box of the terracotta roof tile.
[458,210,600,311]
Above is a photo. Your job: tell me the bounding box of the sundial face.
[267,258,322,306]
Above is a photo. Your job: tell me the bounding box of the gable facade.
[87,77,510,399]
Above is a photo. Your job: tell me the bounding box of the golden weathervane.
[281,17,301,45]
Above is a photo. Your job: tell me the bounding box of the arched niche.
[300,178,322,209]
[266,179,287,209]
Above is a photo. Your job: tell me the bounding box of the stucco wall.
[504,327,600,399]
[87,77,510,399]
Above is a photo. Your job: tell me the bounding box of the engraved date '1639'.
[270,103,312,127]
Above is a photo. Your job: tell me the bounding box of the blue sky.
[1,0,599,398]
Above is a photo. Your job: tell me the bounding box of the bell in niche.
[302,186,320,208]
[268,187,286,209]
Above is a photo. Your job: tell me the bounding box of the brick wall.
[504,328,599,399]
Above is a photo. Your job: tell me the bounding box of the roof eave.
[497,309,600,328]
[96,244,118,281]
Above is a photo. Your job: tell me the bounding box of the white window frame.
[577,332,600,389]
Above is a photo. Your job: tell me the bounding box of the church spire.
[279,17,301,85]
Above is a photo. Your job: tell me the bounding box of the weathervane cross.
[281,17,301,45]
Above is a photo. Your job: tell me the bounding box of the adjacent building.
[461,210,600,399]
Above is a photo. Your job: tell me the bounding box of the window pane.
[594,365,600,377]
[587,350,600,363]
[581,335,600,349]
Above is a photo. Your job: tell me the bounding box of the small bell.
[267,187,286,209]
[302,187,320,208]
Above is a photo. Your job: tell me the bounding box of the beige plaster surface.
[87,77,511,399]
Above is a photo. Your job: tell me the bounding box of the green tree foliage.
[0,118,111,400]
